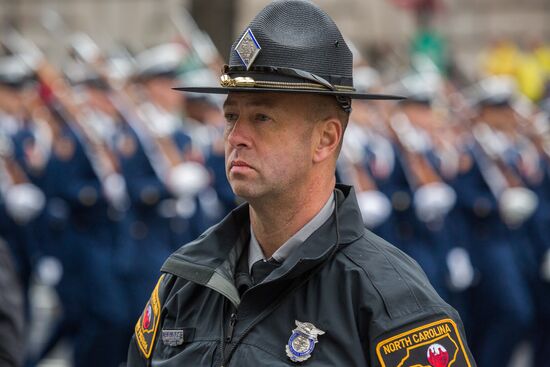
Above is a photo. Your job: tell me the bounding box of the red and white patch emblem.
[143,304,153,330]
[427,343,450,367]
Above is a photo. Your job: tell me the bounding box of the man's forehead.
[223,92,316,110]
[223,92,283,108]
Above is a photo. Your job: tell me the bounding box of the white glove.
[0,133,14,157]
[138,104,180,137]
[36,256,63,287]
[356,190,391,229]
[167,162,210,198]
[176,196,198,219]
[446,247,475,291]
[103,173,129,211]
[5,183,46,223]
[413,182,456,223]
[499,187,538,226]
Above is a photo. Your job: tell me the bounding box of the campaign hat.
[175,0,402,105]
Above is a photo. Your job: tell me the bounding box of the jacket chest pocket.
[154,325,221,364]
[154,312,221,362]
[158,327,196,348]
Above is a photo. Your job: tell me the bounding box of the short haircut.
[305,94,350,153]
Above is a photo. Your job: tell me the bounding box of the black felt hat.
[175,0,402,104]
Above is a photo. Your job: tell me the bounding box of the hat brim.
[174,86,404,100]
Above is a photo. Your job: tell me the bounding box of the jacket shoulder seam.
[341,233,422,318]
[362,233,422,310]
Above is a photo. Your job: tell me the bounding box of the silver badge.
[235,28,261,70]
[285,320,325,363]
[161,329,184,347]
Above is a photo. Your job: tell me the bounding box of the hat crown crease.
[229,0,353,84]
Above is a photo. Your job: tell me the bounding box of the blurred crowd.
[1,11,550,367]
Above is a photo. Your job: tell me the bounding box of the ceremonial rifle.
[3,30,128,210]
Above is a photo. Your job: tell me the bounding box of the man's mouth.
[230,160,253,171]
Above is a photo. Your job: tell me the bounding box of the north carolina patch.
[135,275,164,358]
[376,318,472,367]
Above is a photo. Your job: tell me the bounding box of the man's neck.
[248,181,335,259]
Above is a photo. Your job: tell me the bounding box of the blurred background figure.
[0,236,25,367]
[453,77,537,367]
[1,0,549,366]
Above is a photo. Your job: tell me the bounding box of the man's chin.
[230,183,262,202]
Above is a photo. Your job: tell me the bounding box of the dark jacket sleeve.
[127,273,175,366]
[343,232,477,367]
[0,238,25,367]
[127,335,148,367]
[370,242,476,366]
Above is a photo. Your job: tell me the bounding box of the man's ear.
[312,118,342,163]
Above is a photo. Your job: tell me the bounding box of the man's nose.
[226,119,252,149]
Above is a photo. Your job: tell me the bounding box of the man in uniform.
[455,78,538,367]
[128,1,476,366]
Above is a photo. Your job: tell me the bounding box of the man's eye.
[255,114,271,122]
[225,113,238,123]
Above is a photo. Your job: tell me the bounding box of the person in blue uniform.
[180,76,238,216]
[524,147,550,367]
[0,64,30,367]
[0,57,46,330]
[335,67,394,241]
[382,77,462,302]
[36,64,131,367]
[453,78,536,367]
[117,45,212,326]
[515,109,550,367]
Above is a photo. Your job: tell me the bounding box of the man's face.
[402,102,438,130]
[478,104,516,132]
[223,92,316,201]
[145,77,184,112]
[86,86,118,118]
[0,85,23,115]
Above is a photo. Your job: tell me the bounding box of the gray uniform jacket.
[128,185,476,367]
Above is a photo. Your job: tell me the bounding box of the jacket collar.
[161,184,364,305]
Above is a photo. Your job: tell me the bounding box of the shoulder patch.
[135,275,164,359]
[376,318,472,367]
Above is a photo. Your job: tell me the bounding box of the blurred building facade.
[1,0,549,79]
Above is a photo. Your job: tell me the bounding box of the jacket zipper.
[220,298,238,367]
[226,313,238,343]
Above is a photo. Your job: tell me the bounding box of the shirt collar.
[248,192,335,272]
